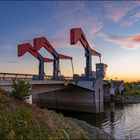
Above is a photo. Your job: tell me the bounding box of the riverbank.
[0,88,113,139]
[115,94,140,104]
[115,82,140,104]
[68,117,114,139]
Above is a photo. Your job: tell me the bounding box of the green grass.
[0,106,49,140]
[0,88,89,140]
[124,83,140,95]
[115,83,140,99]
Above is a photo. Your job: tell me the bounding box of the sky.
[1,1,140,82]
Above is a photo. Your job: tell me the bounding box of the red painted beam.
[58,54,72,60]
[33,37,72,60]
[70,28,101,57]
[18,43,53,62]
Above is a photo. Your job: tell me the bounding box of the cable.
[58,63,61,77]
[71,59,74,76]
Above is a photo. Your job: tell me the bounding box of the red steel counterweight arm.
[18,43,53,62]
[33,37,72,60]
[33,37,73,79]
[70,28,101,57]
[18,43,53,80]
[70,27,101,80]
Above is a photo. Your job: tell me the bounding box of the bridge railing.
[0,73,73,81]
[0,73,34,81]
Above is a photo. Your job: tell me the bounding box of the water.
[61,103,140,139]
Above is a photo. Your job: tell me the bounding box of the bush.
[11,79,31,100]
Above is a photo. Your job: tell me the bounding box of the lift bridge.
[0,28,107,113]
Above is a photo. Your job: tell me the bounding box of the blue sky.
[1,1,140,81]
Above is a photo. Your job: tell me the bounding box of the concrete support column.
[94,77,104,113]
[38,58,44,80]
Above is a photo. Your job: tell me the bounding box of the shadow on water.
[56,103,124,127]
[56,103,140,139]
[56,109,106,127]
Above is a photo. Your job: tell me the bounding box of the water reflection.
[61,103,140,139]
[110,103,115,136]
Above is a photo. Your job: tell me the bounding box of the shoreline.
[68,117,114,140]
[115,94,140,104]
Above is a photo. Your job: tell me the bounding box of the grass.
[115,83,140,100]
[0,88,89,139]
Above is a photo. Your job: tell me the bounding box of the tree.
[11,79,31,100]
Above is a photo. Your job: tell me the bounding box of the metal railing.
[0,72,73,81]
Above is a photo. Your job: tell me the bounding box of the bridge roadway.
[0,72,104,113]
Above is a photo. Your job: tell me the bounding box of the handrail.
[0,72,73,81]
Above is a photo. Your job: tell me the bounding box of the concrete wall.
[103,84,110,102]
[32,77,104,113]
[33,84,98,113]
[103,80,110,102]
[31,84,66,104]
[94,77,104,113]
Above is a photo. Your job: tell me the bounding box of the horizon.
[1,1,140,82]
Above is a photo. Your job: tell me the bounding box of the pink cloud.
[50,23,103,49]
[104,1,140,23]
[49,38,70,48]
[88,24,103,36]
[133,34,140,41]
[49,37,84,49]
[99,33,140,50]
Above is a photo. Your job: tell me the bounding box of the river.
[61,103,140,139]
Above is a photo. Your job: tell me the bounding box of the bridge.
[0,28,108,113]
[0,72,104,113]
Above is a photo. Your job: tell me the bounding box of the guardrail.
[0,72,73,81]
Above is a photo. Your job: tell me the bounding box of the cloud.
[49,36,84,49]
[49,38,70,48]
[133,35,140,41]
[104,1,140,23]
[0,44,14,50]
[6,60,19,63]
[88,23,104,40]
[53,1,85,26]
[98,33,140,50]
[53,1,104,35]
[53,1,140,31]
[52,2,104,49]
[50,24,104,49]
[122,10,140,26]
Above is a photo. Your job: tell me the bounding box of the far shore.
[115,94,140,104]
